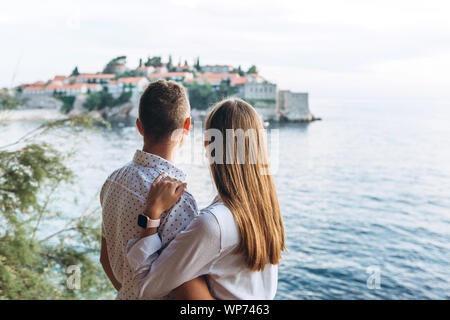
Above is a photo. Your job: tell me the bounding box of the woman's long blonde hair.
[205,98,286,271]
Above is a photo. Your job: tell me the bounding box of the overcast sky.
[1,0,449,105]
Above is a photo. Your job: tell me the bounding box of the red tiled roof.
[23,86,45,91]
[230,77,248,85]
[53,75,67,81]
[147,72,191,78]
[49,83,101,90]
[137,66,152,70]
[184,78,205,83]
[46,84,64,89]
[202,72,239,79]
[250,73,264,79]
[76,73,115,79]
[31,81,46,86]
[203,64,233,68]
[117,77,146,83]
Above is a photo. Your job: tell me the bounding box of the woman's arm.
[127,210,221,299]
[126,173,220,299]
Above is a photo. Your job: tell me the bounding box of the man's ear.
[136,118,144,136]
[183,117,191,134]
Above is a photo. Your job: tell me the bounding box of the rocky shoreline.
[1,107,321,124]
[0,108,65,122]
[1,103,320,123]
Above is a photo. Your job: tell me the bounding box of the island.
[1,55,320,122]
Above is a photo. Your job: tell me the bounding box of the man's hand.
[144,173,187,220]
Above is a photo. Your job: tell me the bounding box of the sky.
[1,0,450,106]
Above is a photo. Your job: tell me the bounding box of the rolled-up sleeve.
[126,211,221,299]
[126,234,162,272]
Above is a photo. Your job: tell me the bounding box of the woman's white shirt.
[126,197,278,300]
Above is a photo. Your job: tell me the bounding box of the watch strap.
[147,218,160,228]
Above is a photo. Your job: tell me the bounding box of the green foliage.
[71,67,80,76]
[167,55,174,71]
[0,143,72,223]
[0,116,114,299]
[54,95,76,114]
[0,91,19,110]
[232,65,245,76]
[247,65,258,74]
[194,57,201,71]
[83,89,132,111]
[185,80,237,110]
[118,70,140,78]
[103,56,127,74]
[218,79,238,98]
[185,82,217,110]
[244,98,276,108]
[84,90,114,111]
[144,56,162,67]
[115,91,132,105]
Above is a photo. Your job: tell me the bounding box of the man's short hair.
[138,80,189,142]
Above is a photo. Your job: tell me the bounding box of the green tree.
[232,65,244,76]
[118,70,140,78]
[83,90,113,111]
[83,89,131,111]
[115,91,132,105]
[185,82,218,110]
[0,91,19,110]
[167,55,174,72]
[247,65,258,74]
[217,79,237,98]
[54,94,76,114]
[194,57,201,71]
[0,116,114,299]
[103,56,127,74]
[71,67,80,76]
[144,56,162,67]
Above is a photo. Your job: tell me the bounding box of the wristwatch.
[137,214,160,229]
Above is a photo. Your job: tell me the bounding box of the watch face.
[137,214,148,228]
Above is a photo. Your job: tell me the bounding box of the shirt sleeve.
[126,211,221,299]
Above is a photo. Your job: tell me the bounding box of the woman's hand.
[144,173,187,220]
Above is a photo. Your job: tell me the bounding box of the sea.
[1,100,449,299]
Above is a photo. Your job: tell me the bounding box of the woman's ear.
[136,118,144,136]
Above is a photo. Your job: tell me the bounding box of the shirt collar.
[133,149,186,181]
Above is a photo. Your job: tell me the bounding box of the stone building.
[201,65,233,74]
[277,90,312,121]
[235,80,278,120]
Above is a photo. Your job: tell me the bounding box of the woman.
[126,98,286,299]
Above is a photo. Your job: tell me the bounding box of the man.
[99,80,206,299]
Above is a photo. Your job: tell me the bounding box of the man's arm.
[100,236,122,291]
[174,276,215,300]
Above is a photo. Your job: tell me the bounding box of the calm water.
[1,101,449,299]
